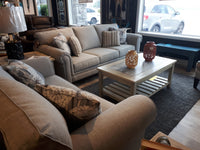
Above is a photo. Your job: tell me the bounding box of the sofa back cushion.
[94,23,119,44]
[34,28,75,45]
[0,66,14,80]
[0,77,72,150]
[73,26,101,51]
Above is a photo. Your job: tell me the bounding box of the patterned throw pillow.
[102,31,120,47]
[68,36,82,56]
[109,27,128,44]
[52,33,71,55]
[5,61,45,89]
[35,84,101,132]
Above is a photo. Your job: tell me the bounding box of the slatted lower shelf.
[103,76,169,102]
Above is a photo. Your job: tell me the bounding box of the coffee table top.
[98,53,177,85]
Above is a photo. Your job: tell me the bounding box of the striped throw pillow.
[102,31,120,47]
[68,36,82,56]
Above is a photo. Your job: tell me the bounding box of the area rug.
[82,72,200,139]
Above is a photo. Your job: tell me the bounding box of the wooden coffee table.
[97,53,177,101]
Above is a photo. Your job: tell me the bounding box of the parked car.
[86,8,100,25]
[143,4,184,34]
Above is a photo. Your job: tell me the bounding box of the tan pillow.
[109,27,127,44]
[35,84,101,132]
[102,31,120,47]
[52,33,71,55]
[5,61,45,89]
[68,36,82,56]
[0,77,72,150]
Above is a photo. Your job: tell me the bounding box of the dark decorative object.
[56,0,67,25]
[143,41,157,61]
[125,50,138,69]
[5,42,24,60]
[156,136,171,146]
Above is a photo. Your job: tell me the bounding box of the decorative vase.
[143,41,157,61]
[125,50,138,69]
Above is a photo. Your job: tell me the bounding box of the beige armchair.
[193,61,200,88]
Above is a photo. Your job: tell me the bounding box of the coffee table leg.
[99,72,103,97]
[130,83,136,96]
[167,64,175,88]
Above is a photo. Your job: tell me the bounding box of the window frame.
[135,0,200,43]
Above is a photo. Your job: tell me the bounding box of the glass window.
[136,0,200,42]
[68,0,101,26]
[35,0,49,16]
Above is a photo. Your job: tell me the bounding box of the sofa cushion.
[73,26,101,51]
[109,27,128,44]
[45,75,80,91]
[94,23,119,44]
[84,48,119,63]
[72,53,99,73]
[35,85,101,132]
[34,28,75,45]
[102,31,120,47]
[110,44,135,57]
[0,66,14,80]
[68,36,82,56]
[52,33,71,55]
[0,77,72,150]
[5,61,45,89]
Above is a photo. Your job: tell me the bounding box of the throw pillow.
[5,61,45,89]
[102,31,120,47]
[68,36,82,56]
[52,33,71,55]
[35,84,101,132]
[109,27,127,44]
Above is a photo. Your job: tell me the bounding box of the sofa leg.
[193,78,199,88]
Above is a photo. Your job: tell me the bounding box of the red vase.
[143,41,157,61]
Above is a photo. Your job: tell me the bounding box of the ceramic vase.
[143,41,157,61]
[125,50,138,69]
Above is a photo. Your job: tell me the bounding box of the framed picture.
[56,0,67,25]
[21,0,35,15]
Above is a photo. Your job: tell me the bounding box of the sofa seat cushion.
[34,28,75,45]
[0,77,72,150]
[84,48,119,63]
[45,75,80,91]
[94,24,119,44]
[73,26,101,51]
[110,44,135,57]
[72,53,99,73]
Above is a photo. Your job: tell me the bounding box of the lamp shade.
[0,7,27,33]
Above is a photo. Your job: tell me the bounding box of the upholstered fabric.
[45,75,80,91]
[72,53,100,73]
[111,44,135,57]
[84,48,119,63]
[102,31,120,47]
[34,28,75,45]
[23,56,55,78]
[0,77,72,150]
[68,36,82,56]
[5,61,45,89]
[94,23,119,44]
[52,33,71,55]
[73,26,101,51]
[35,85,101,132]
[0,66,14,80]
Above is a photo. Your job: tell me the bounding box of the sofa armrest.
[23,57,55,77]
[126,33,143,53]
[34,45,74,82]
[71,95,156,150]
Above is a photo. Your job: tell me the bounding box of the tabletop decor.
[125,50,138,69]
[143,41,157,61]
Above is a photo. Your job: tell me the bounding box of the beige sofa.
[33,24,142,82]
[0,57,156,150]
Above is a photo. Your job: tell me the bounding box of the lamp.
[0,6,27,59]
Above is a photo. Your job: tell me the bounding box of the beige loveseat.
[0,57,156,150]
[33,24,142,82]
